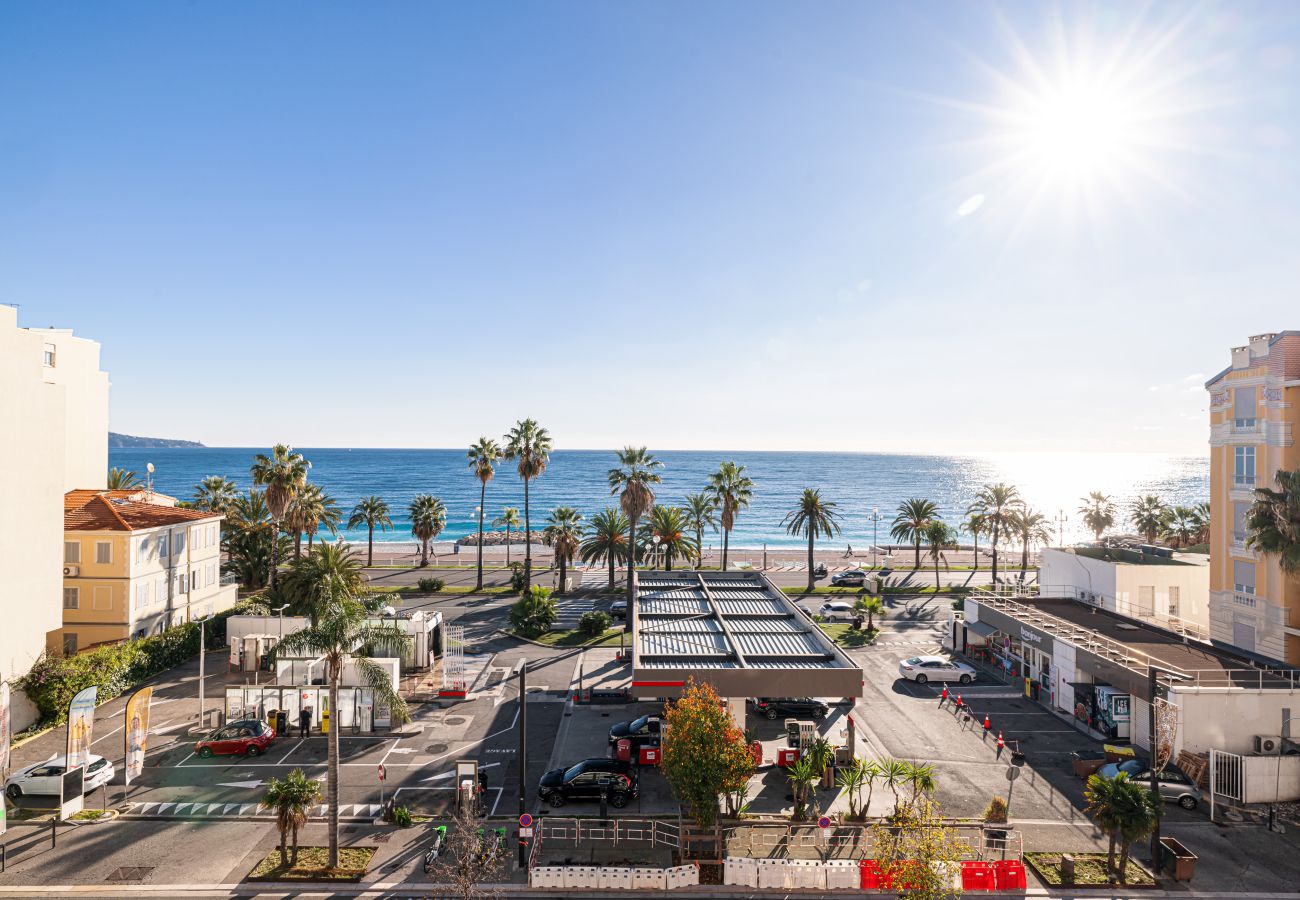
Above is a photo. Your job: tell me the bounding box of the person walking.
[299,704,313,738]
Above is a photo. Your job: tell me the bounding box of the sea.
[108,448,1210,550]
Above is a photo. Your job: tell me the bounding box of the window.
[1233,501,1251,543]
[155,577,166,604]
[92,587,112,610]
[62,633,77,655]
[157,534,169,559]
[43,342,56,367]
[1234,446,1256,487]
[64,542,81,564]
[95,541,112,565]
[1234,560,1256,595]
[1168,586,1180,617]
[63,587,79,609]
[1233,385,1256,421]
[134,583,148,610]
[175,531,185,555]
[210,524,218,546]
[136,537,147,563]
[190,569,198,591]
[175,574,187,595]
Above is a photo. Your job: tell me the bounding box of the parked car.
[609,599,627,619]
[194,719,276,758]
[897,655,977,685]
[538,758,638,809]
[5,754,114,800]
[608,715,663,751]
[831,570,868,587]
[1096,761,1201,809]
[819,600,856,616]
[752,697,830,721]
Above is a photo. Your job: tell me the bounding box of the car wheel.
[198,747,214,759]
[245,744,261,757]
[548,794,565,809]
[610,793,629,809]
[1179,796,1198,810]
[5,784,21,800]
[764,708,778,720]
[959,674,973,685]
[915,674,928,685]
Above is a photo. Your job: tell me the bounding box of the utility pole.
[517,659,528,870]
[1148,666,1187,863]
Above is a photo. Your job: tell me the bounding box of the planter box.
[1159,836,1198,882]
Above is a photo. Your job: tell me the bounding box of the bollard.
[939,686,948,707]
[1060,853,1076,886]
[955,694,963,710]
[983,715,991,732]
[50,820,56,849]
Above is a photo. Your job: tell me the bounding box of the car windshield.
[630,715,649,732]
[905,657,922,665]
[88,758,107,772]
[564,763,587,781]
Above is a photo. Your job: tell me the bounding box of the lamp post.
[870,507,881,568]
[197,613,215,732]
[1148,665,1189,862]
[1271,713,1297,833]
[1055,510,1069,547]
[651,535,661,570]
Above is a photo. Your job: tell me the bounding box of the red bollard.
[983,715,991,732]
[955,694,963,709]
[940,686,948,705]
[997,731,1004,750]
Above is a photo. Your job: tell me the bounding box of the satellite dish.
[146,463,155,474]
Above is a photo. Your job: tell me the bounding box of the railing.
[1172,668,1299,689]
[220,572,240,587]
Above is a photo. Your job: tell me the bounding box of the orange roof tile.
[63,489,178,511]
[64,494,220,532]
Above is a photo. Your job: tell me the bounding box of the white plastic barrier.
[666,864,700,889]
[724,856,758,887]
[599,867,634,890]
[824,859,858,889]
[756,858,788,889]
[529,866,567,888]
[786,858,824,889]
[563,865,601,889]
[632,867,666,890]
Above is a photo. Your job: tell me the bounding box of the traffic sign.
[817,815,832,829]
[378,764,387,782]
[1005,766,1020,782]
[519,813,534,828]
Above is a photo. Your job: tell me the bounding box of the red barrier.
[994,859,1027,890]
[960,860,995,891]
[859,859,883,890]
[639,746,661,766]
[777,748,800,767]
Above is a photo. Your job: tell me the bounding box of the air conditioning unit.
[1254,734,1283,755]
[63,565,79,577]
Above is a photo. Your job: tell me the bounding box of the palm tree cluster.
[1127,494,1210,548]
[1084,770,1161,885]
[828,755,937,822]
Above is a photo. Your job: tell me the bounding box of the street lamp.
[197,613,215,733]
[870,507,882,568]
[1055,510,1069,547]
[1271,714,1297,833]
[651,535,661,570]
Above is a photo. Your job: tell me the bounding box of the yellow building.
[61,489,238,653]
[1206,331,1300,664]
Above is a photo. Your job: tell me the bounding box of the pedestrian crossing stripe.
[127,801,383,820]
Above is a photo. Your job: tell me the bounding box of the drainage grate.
[426,743,450,754]
[372,833,391,844]
[443,716,468,727]
[106,867,153,882]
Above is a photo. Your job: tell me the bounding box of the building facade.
[0,304,110,679]
[61,490,237,652]
[1206,332,1300,664]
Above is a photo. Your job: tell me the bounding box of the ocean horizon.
[108,447,1210,550]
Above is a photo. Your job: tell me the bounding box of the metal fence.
[1209,749,1244,821]
[530,817,681,868]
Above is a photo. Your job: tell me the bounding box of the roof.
[63,489,178,511]
[64,491,218,532]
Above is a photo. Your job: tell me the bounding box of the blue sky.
[2,1,1295,454]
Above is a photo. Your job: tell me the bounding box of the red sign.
[378,764,386,782]
[818,815,831,829]
[519,813,533,828]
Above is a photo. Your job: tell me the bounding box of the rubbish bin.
[1159,836,1197,882]
[275,710,289,737]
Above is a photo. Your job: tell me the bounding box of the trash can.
[1159,836,1197,882]
[275,710,289,737]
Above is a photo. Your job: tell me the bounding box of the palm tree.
[192,475,239,514]
[264,767,322,867]
[609,447,663,615]
[782,489,842,591]
[271,591,410,869]
[708,461,754,572]
[1079,491,1116,542]
[409,494,447,566]
[298,484,342,553]
[879,758,910,817]
[641,505,698,571]
[962,512,986,569]
[278,542,368,622]
[855,594,885,631]
[467,437,502,591]
[580,508,629,590]
[1010,507,1052,571]
[836,759,868,820]
[542,506,583,594]
[786,756,819,821]
[1192,501,1211,544]
[1130,495,1168,544]
[683,492,718,567]
[903,760,937,806]
[503,418,553,591]
[923,520,953,591]
[1085,771,1161,884]
[347,496,392,567]
[107,467,143,489]
[492,507,522,566]
[1161,506,1200,549]
[891,499,938,569]
[251,444,309,588]
[968,483,1022,584]
[1246,470,1300,573]
[225,490,285,589]
[1084,770,1125,879]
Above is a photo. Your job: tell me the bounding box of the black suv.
[608,715,663,750]
[753,697,830,721]
[538,759,637,809]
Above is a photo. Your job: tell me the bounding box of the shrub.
[508,562,527,593]
[984,795,1008,823]
[578,610,612,636]
[417,577,445,593]
[387,804,413,827]
[509,586,557,638]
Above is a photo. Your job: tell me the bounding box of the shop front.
[969,605,1058,707]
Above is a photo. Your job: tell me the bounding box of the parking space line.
[276,739,304,764]
[91,724,124,746]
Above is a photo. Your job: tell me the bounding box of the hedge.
[16,597,265,726]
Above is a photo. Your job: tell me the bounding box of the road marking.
[216,780,265,789]
[91,724,124,746]
[388,747,417,754]
[276,739,304,764]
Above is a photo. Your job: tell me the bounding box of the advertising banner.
[124,686,153,785]
[66,685,98,770]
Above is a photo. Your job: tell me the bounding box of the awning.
[965,620,998,644]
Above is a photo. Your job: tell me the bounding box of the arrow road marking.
[217,780,266,789]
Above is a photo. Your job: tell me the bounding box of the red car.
[195,719,275,758]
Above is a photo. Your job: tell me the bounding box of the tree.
[891,499,938,570]
[1192,501,1211,544]
[290,483,341,554]
[870,796,968,900]
[837,757,880,821]
[659,678,754,828]
[903,760,937,806]
[1079,491,1116,542]
[1246,470,1300,573]
[922,521,953,591]
[786,756,819,821]
[409,494,447,566]
[1161,506,1200,549]
[424,795,505,900]
[609,447,663,619]
[466,437,501,591]
[347,496,392,567]
[855,594,885,631]
[251,444,309,588]
[492,507,521,566]
[107,467,143,489]
[1130,495,1168,543]
[192,475,239,514]
[1085,771,1160,884]
[542,506,583,593]
[782,488,842,591]
[264,767,322,867]
[224,490,291,589]
[683,492,717,567]
[962,512,986,569]
[277,543,368,622]
[503,418,553,591]
[271,591,410,869]
[968,483,1022,584]
[641,505,698,571]
[879,758,909,817]
[509,585,558,637]
[708,461,755,572]
[1010,507,1052,571]
[580,507,629,590]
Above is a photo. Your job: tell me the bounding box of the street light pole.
[517,659,528,869]
[197,614,214,732]
[870,508,880,568]
[1271,713,1296,833]
[1148,665,1189,862]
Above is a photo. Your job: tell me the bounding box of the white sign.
[1019,627,1043,645]
[519,826,533,837]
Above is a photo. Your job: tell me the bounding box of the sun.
[1017,78,1136,179]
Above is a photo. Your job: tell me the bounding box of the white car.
[819,601,855,616]
[5,754,115,800]
[897,655,976,685]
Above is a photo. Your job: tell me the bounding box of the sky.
[1,1,1296,455]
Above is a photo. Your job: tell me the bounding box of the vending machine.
[1093,685,1132,739]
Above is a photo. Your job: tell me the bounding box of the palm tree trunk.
[308,531,314,552]
[722,527,730,572]
[973,532,979,566]
[327,675,340,869]
[421,538,429,566]
[523,478,532,591]
[558,555,567,594]
[913,536,920,569]
[624,514,638,633]
[295,532,302,558]
[607,550,615,590]
[367,525,374,567]
[1106,833,1117,880]
[291,822,300,865]
[935,554,941,591]
[991,524,1000,583]
[476,483,486,591]
[696,527,703,568]
[506,525,512,566]
[278,824,289,866]
[270,519,281,588]
[1117,841,1131,885]
[1021,537,1029,572]
[807,531,815,592]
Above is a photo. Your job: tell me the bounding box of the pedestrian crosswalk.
[126,801,384,821]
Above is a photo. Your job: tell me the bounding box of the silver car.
[898,655,977,685]
[1096,761,1202,810]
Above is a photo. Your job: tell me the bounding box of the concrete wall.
[1040,549,1118,604]
[1171,685,1299,756]
[1039,548,1210,634]
[1243,755,1300,803]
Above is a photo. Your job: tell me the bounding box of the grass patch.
[368,585,516,596]
[248,846,375,882]
[69,809,110,821]
[522,628,626,648]
[818,623,879,648]
[7,807,54,821]
[1024,852,1156,888]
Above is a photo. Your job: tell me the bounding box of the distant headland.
[108,432,205,449]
